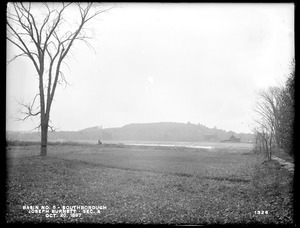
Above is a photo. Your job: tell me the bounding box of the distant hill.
[6,122,254,143]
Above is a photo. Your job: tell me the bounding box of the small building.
[221,135,241,143]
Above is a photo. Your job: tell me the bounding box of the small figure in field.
[98,140,102,145]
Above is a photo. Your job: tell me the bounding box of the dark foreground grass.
[6,145,294,224]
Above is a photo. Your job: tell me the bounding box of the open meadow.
[6,142,294,224]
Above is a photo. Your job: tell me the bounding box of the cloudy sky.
[6,3,294,133]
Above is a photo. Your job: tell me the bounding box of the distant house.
[221,135,241,143]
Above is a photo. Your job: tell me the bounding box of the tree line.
[253,60,295,160]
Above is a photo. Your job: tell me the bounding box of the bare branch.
[15,94,41,122]
[7,21,41,73]
[7,53,28,65]
[31,123,41,131]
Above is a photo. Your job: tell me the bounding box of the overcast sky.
[6,3,294,133]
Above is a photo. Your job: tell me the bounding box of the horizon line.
[6,121,253,134]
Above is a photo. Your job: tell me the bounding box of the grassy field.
[6,143,294,224]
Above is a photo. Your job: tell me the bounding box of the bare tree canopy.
[7,2,111,156]
[253,60,295,160]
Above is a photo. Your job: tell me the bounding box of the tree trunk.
[259,140,262,153]
[269,138,272,161]
[40,118,48,156]
[264,139,269,160]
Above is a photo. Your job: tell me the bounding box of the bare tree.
[252,86,282,160]
[255,87,282,148]
[7,3,111,156]
[253,123,273,161]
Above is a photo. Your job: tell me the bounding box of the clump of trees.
[253,60,295,160]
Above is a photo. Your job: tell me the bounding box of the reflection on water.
[65,139,253,150]
[125,143,213,149]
